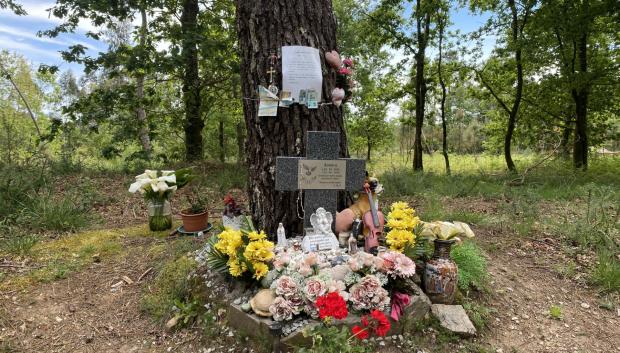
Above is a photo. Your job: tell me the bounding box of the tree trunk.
[181,0,203,161]
[236,0,348,234]
[572,23,589,169]
[366,137,371,162]
[560,115,573,159]
[236,120,244,165]
[437,17,450,175]
[135,5,152,158]
[219,119,225,163]
[413,3,429,172]
[505,0,522,173]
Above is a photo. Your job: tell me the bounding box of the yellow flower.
[247,230,267,241]
[215,228,244,256]
[386,228,415,252]
[228,257,247,277]
[391,201,410,211]
[243,239,275,263]
[252,262,269,279]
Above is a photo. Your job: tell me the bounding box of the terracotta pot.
[181,209,209,232]
[423,239,458,304]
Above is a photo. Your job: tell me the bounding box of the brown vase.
[181,209,209,232]
[423,239,458,304]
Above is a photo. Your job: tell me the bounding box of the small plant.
[184,194,208,215]
[549,305,563,320]
[451,241,489,293]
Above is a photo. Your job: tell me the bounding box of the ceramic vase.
[423,239,458,304]
[148,199,172,231]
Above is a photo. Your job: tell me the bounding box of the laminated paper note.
[282,46,323,104]
[258,85,279,117]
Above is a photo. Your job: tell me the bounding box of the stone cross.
[275,131,366,229]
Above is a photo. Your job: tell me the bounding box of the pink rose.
[270,297,295,321]
[303,277,327,301]
[348,275,390,311]
[343,58,354,67]
[304,252,318,266]
[299,264,313,277]
[348,258,361,272]
[275,276,299,298]
[338,67,352,75]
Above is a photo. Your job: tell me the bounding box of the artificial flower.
[247,230,267,241]
[316,292,348,320]
[270,297,295,322]
[243,239,275,263]
[253,262,269,279]
[351,325,369,340]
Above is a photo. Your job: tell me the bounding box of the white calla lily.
[158,175,176,184]
[129,178,152,193]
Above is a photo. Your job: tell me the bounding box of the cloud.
[0,34,61,60]
[0,23,67,46]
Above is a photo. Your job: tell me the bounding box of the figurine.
[301,208,339,252]
[277,222,287,248]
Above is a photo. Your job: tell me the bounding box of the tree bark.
[236,0,347,234]
[219,119,225,162]
[366,136,371,162]
[136,5,152,158]
[413,1,430,172]
[181,0,203,161]
[505,0,523,173]
[437,16,450,175]
[236,120,244,165]
[572,11,589,170]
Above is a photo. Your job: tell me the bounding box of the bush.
[451,241,489,293]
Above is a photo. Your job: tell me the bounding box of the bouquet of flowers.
[128,168,194,231]
[385,202,420,252]
[209,224,275,282]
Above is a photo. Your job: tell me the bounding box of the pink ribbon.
[390,292,410,321]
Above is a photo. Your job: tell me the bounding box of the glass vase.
[147,199,172,231]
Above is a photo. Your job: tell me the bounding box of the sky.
[0,1,494,77]
[0,0,107,75]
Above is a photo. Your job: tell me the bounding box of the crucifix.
[275,131,366,230]
[267,52,279,95]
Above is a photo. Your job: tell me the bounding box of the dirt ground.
[1,194,619,353]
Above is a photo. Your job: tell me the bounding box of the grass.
[140,255,198,321]
[0,225,168,291]
[378,154,620,293]
[451,241,489,293]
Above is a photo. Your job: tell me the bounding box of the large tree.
[236,0,348,234]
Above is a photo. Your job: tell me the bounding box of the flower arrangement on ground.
[128,168,194,231]
[385,202,420,252]
[208,221,274,282]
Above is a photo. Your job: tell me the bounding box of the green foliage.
[549,305,563,320]
[462,301,495,330]
[591,251,620,293]
[0,234,39,256]
[296,325,370,353]
[451,241,489,293]
[141,256,197,321]
[17,194,91,232]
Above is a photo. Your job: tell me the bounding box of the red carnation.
[351,325,368,340]
[370,310,391,337]
[316,292,348,320]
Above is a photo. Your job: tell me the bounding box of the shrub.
[451,241,489,293]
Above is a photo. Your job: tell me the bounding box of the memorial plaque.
[301,231,339,252]
[298,160,346,190]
